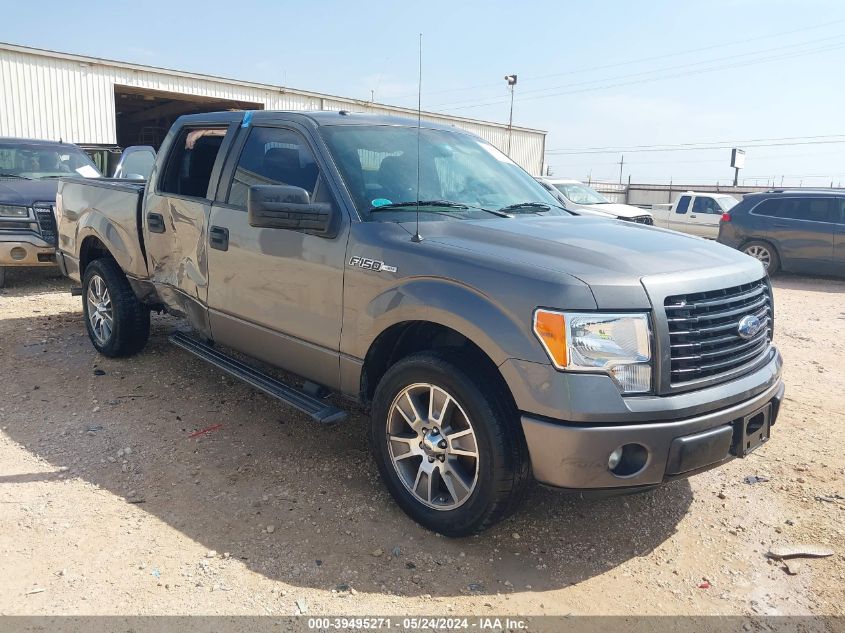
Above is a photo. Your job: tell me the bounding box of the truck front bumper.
[0,238,56,267]
[518,350,784,490]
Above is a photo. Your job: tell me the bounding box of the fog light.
[608,447,623,470]
[10,247,26,261]
[608,443,649,477]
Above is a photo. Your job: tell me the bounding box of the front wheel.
[370,351,530,536]
[82,258,150,357]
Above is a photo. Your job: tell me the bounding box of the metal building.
[0,42,546,174]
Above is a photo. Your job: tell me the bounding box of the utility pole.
[617,154,625,185]
[504,74,517,156]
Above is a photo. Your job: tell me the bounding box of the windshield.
[0,141,102,179]
[319,125,565,221]
[718,196,739,211]
[553,183,609,205]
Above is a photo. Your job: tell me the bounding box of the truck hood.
[0,178,60,205]
[405,215,763,308]
[580,202,650,219]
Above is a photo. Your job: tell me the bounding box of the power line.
[386,17,845,102]
[521,18,845,82]
[434,33,845,108]
[546,134,845,155]
[439,41,845,112]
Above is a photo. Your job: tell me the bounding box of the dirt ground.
[0,267,842,618]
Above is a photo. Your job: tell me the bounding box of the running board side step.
[169,331,347,424]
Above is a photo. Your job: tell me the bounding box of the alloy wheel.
[86,274,114,345]
[386,383,480,511]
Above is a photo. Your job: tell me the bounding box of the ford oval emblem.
[737,314,763,340]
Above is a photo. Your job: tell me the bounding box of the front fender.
[345,276,550,368]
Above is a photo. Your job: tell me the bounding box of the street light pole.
[504,74,517,156]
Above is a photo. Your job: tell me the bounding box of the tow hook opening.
[608,443,649,477]
[746,412,765,435]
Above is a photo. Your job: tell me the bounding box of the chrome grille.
[665,279,772,384]
[34,205,57,246]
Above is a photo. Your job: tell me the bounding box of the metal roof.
[0,41,546,135]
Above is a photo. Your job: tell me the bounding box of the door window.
[227,127,321,208]
[159,128,227,199]
[675,195,691,214]
[753,197,834,223]
[692,196,722,215]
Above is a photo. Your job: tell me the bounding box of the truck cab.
[651,191,739,239]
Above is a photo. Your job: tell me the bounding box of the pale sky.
[3,0,845,186]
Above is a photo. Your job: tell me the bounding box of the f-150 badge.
[348,256,397,273]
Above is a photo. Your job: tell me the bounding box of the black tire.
[370,351,531,536]
[0,266,5,289]
[82,258,150,357]
[742,240,780,275]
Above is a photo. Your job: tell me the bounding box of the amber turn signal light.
[533,310,568,369]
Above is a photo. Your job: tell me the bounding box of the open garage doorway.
[114,86,263,150]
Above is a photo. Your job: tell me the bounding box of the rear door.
[687,195,722,238]
[143,122,236,336]
[205,122,349,390]
[751,196,835,273]
[668,195,691,232]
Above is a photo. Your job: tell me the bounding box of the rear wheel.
[742,240,780,274]
[370,351,530,536]
[82,258,150,357]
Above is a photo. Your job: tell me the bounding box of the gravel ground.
[0,267,842,617]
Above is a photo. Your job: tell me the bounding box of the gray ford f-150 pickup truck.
[55,110,784,535]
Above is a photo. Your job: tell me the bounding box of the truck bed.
[57,178,149,281]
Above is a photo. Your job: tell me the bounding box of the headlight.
[0,204,29,218]
[533,310,652,393]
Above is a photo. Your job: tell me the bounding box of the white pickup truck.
[650,192,739,239]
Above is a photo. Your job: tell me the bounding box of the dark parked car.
[718,189,845,277]
[0,137,103,287]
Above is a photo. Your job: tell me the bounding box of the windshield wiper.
[497,202,552,213]
[369,200,511,218]
[503,202,551,210]
[0,172,31,180]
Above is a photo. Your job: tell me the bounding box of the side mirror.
[248,185,334,235]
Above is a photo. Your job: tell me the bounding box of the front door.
[205,124,349,390]
[687,195,722,238]
[143,124,234,335]
[669,194,692,233]
[833,198,845,275]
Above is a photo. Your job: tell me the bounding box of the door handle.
[772,223,789,228]
[147,213,165,233]
[690,214,697,218]
[209,226,229,251]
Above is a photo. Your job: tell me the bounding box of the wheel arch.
[360,320,517,412]
[740,237,783,269]
[79,235,114,275]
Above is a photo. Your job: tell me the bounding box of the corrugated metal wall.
[0,44,545,174]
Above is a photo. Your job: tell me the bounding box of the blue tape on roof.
[241,112,254,128]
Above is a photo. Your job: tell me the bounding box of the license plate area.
[731,404,771,457]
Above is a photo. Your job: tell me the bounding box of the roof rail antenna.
[411,33,424,243]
